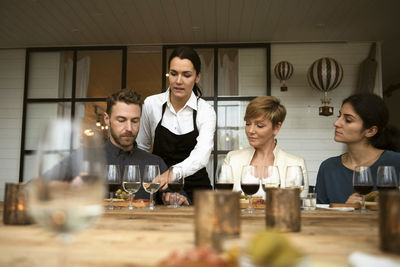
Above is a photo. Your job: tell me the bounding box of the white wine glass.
[376,166,398,191]
[240,165,260,214]
[167,166,184,208]
[123,165,141,210]
[353,166,373,212]
[26,118,105,263]
[261,165,280,191]
[106,165,121,210]
[285,166,305,191]
[143,165,161,210]
[215,164,234,191]
[286,166,307,210]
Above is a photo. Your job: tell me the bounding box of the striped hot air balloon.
[274,61,294,91]
[307,57,343,116]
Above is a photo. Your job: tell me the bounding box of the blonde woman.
[224,96,308,195]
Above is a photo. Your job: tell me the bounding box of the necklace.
[342,150,383,169]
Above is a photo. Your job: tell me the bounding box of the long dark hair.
[168,46,202,98]
[342,93,400,152]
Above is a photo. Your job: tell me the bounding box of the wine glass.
[122,165,141,210]
[285,166,305,192]
[167,166,184,208]
[353,166,373,212]
[215,164,234,190]
[261,165,281,191]
[377,166,398,191]
[285,166,307,209]
[241,165,260,213]
[143,165,161,210]
[106,165,121,210]
[26,118,105,250]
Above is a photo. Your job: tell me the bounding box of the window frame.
[19,44,271,184]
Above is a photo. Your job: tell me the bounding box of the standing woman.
[316,93,400,204]
[137,47,216,204]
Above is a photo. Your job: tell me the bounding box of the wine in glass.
[215,164,234,190]
[167,166,184,208]
[122,165,141,210]
[106,165,121,210]
[143,165,161,210]
[377,166,398,191]
[26,118,105,248]
[285,166,306,193]
[241,165,260,213]
[353,166,373,212]
[261,165,281,191]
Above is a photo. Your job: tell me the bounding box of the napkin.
[349,251,400,267]
[316,204,354,212]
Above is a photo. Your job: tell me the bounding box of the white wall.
[238,48,266,96]
[271,43,378,186]
[0,44,379,200]
[0,49,25,200]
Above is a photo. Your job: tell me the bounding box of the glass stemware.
[285,165,306,194]
[26,119,105,245]
[143,165,161,210]
[106,165,121,210]
[215,164,234,190]
[261,165,281,191]
[241,165,260,214]
[353,166,373,212]
[122,165,141,210]
[167,166,184,208]
[376,166,398,191]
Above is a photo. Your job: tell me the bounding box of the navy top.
[104,139,168,199]
[316,150,400,204]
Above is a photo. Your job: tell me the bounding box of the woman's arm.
[174,102,216,178]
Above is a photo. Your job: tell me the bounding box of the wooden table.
[0,204,399,267]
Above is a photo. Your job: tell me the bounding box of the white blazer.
[223,143,308,197]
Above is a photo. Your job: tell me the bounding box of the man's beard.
[109,123,136,149]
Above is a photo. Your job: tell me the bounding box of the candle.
[3,183,32,225]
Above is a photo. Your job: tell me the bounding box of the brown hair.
[244,96,286,127]
[342,93,400,152]
[168,46,202,98]
[106,88,142,115]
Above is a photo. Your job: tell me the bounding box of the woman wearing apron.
[137,46,216,204]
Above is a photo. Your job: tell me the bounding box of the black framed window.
[19,47,126,181]
[19,44,271,184]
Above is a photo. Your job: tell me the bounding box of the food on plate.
[246,231,303,266]
[115,189,129,200]
[365,191,378,202]
[157,246,234,267]
[103,199,148,208]
[240,197,265,209]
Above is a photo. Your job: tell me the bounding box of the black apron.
[152,102,211,203]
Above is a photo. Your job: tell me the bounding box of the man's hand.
[346,193,362,204]
[162,192,189,206]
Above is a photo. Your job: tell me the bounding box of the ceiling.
[0,0,399,48]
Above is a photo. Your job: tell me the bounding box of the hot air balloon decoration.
[274,61,294,91]
[307,57,343,116]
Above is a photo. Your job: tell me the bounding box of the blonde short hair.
[244,96,286,127]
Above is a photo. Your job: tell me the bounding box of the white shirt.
[137,89,216,178]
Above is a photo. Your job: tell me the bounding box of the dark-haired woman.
[316,93,400,204]
[137,47,216,204]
